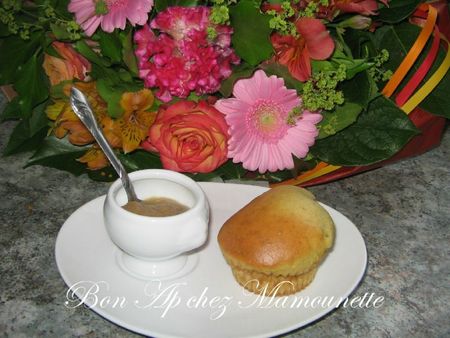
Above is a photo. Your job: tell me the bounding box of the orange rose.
[143,100,229,173]
[43,42,91,85]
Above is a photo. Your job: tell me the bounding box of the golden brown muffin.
[217,185,335,296]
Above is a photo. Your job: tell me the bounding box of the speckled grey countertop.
[1,92,449,338]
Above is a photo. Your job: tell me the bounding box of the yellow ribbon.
[275,3,449,186]
[400,33,450,114]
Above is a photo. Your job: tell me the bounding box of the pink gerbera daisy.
[68,0,153,37]
[215,70,322,173]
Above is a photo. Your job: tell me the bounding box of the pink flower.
[215,70,322,173]
[68,0,153,37]
[335,0,379,16]
[134,7,239,102]
[271,18,334,82]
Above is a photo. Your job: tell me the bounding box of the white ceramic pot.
[103,169,209,279]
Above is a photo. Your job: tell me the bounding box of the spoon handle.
[70,87,139,202]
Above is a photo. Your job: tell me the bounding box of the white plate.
[55,182,367,338]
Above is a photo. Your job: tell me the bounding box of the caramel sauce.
[123,197,189,217]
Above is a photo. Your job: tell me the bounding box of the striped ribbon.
[274,3,450,187]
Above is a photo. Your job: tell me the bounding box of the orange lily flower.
[119,89,157,153]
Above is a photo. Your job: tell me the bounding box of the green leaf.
[317,102,363,139]
[0,22,10,38]
[340,71,377,108]
[0,97,23,121]
[120,30,138,75]
[260,63,303,92]
[219,64,255,97]
[96,78,124,118]
[74,40,110,67]
[118,150,163,172]
[343,28,374,59]
[229,0,273,66]
[96,78,143,118]
[311,96,420,165]
[214,160,246,180]
[155,0,199,12]
[0,32,43,85]
[375,22,450,118]
[378,0,422,24]
[97,30,122,63]
[14,54,49,117]
[2,102,49,155]
[331,51,373,80]
[2,120,48,156]
[26,136,88,175]
[88,166,118,182]
[50,23,71,40]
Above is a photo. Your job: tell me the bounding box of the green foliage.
[311,96,420,165]
[26,136,88,175]
[14,54,49,118]
[155,0,200,12]
[96,30,123,63]
[317,102,363,139]
[0,32,44,85]
[229,0,273,66]
[3,102,49,155]
[374,22,450,119]
[378,0,422,24]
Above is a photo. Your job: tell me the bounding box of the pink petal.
[296,18,334,60]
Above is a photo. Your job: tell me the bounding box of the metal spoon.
[70,87,140,202]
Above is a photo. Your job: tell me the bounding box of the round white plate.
[55,182,367,338]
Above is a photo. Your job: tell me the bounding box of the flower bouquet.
[1,0,449,185]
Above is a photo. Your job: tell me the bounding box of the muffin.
[217,185,335,296]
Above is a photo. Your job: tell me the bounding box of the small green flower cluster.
[368,49,392,82]
[0,0,81,41]
[208,0,237,39]
[0,0,22,36]
[267,2,297,36]
[302,65,346,111]
[286,106,303,125]
[298,0,329,18]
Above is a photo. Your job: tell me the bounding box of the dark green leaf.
[2,102,49,154]
[14,54,49,117]
[340,71,377,108]
[230,0,273,66]
[311,96,420,165]
[88,166,117,181]
[96,78,143,118]
[317,102,363,139]
[214,160,246,180]
[219,64,255,97]
[118,150,163,172]
[120,30,138,75]
[155,0,199,12]
[26,136,88,175]
[375,22,450,118]
[378,0,422,24]
[3,120,48,156]
[0,22,11,37]
[97,30,123,63]
[0,97,22,121]
[96,78,124,118]
[342,29,373,59]
[74,40,110,67]
[50,23,71,40]
[0,32,43,85]
[260,63,304,92]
